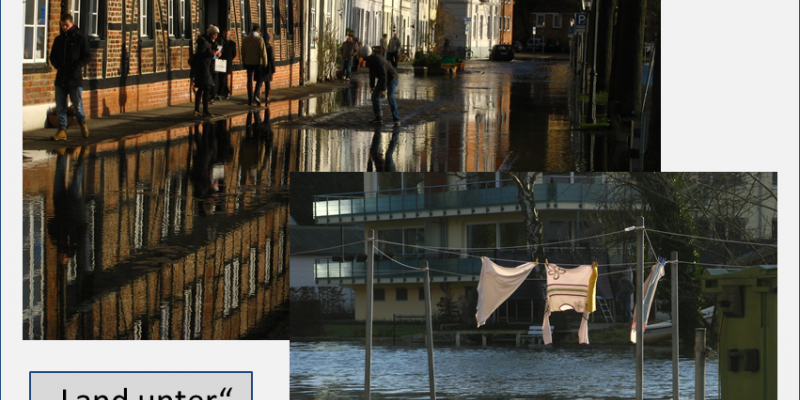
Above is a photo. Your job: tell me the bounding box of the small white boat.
[643,306,715,343]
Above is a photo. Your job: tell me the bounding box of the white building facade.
[440,0,506,59]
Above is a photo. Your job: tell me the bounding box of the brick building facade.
[22,0,303,131]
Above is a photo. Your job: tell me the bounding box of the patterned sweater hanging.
[542,263,598,345]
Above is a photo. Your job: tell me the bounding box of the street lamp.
[586,0,600,124]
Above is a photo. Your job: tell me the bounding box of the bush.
[412,52,443,68]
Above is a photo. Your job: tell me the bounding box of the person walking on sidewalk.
[209,25,223,104]
[260,33,276,103]
[49,13,91,141]
[218,29,237,100]
[241,24,268,106]
[380,34,388,55]
[192,25,220,117]
[386,33,401,68]
[361,46,400,126]
[340,35,357,81]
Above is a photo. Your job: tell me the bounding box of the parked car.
[513,41,523,53]
[545,38,563,53]
[527,38,544,51]
[489,44,515,61]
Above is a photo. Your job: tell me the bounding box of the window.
[168,0,174,36]
[287,0,294,37]
[553,14,562,29]
[536,14,545,27]
[310,8,316,48]
[377,227,425,256]
[396,288,408,301]
[257,0,262,25]
[772,172,777,189]
[418,288,425,301]
[70,0,81,30]
[88,0,100,36]
[241,0,250,34]
[182,0,189,37]
[23,0,48,63]
[479,15,483,39]
[140,0,149,37]
[274,0,282,37]
[467,223,496,251]
[374,288,385,301]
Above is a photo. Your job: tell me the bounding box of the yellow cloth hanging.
[586,262,599,313]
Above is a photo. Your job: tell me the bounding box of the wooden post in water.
[635,217,644,400]
[365,230,375,399]
[671,251,679,400]
[695,328,706,400]
[423,261,437,400]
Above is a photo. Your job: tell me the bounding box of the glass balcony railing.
[314,254,484,281]
[313,178,605,220]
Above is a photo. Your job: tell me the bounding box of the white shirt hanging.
[475,257,538,327]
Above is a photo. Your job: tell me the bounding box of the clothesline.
[647,229,778,247]
[375,246,637,280]
[375,229,632,251]
[290,240,366,255]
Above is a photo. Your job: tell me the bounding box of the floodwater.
[23,113,289,339]
[281,58,631,172]
[291,342,719,399]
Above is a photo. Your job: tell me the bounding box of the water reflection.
[291,342,719,399]
[23,110,289,339]
[280,59,628,172]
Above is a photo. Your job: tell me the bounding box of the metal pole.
[423,261,437,400]
[365,229,375,399]
[635,216,644,400]
[671,251,679,400]
[695,328,706,400]
[589,0,601,124]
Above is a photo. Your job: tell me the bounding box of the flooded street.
[276,58,629,172]
[23,114,290,339]
[291,342,719,399]
[22,59,628,339]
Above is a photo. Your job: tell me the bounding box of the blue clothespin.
[657,257,666,266]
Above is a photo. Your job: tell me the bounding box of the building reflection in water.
[23,109,292,340]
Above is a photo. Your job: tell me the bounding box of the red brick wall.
[23,0,302,120]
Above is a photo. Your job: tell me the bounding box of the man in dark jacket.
[49,14,91,141]
[616,274,635,322]
[218,29,237,99]
[260,33,277,103]
[386,33,402,68]
[360,46,400,126]
[340,35,357,81]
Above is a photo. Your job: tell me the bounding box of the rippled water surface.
[291,342,719,399]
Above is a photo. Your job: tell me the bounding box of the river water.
[291,342,719,399]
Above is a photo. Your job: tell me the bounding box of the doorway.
[204,0,230,30]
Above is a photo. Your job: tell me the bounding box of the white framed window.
[23,0,48,63]
[553,14,562,28]
[70,0,81,29]
[88,0,100,36]
[241,0,250,34]
[480,15,483,39]
[168,0,174,36]
[180,0,186,37]
[536,14,545,27]
[140,0,149,37]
